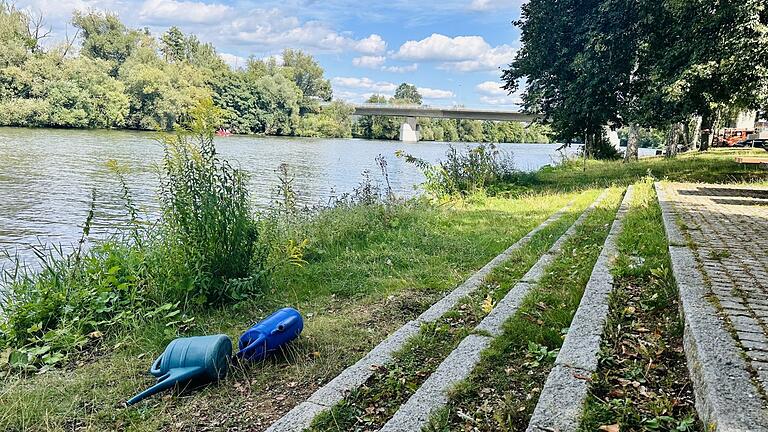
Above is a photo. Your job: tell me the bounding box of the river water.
[0,127,651,266]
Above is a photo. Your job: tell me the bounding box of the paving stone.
[657,183,768,431]
[308,321,421,406]
[526,365,592,432]
[263,197,596,431]
[525,187,632,430]
[475,282,532,336]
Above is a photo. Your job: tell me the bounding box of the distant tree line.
[353,84,552,143]
[0,4,355,137]
[0,4,552,144]
[505,0,768,159]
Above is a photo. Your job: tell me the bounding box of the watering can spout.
[236,308,303,361]
[127,366,203,406]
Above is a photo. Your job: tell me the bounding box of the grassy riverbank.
[1,147,767,431]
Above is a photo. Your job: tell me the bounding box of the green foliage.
[504,0,768,154]
[0,10,338,137]
[398,144,518,197]
[0,100,266,369]
[156,99,263,304]
[618,127,665,149]
[0,2,36,68]
[296,100,354,138]
[394,83,422,105]
[72,11,144,72]
[281,48,332,112]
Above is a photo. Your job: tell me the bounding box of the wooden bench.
[735,156,768,168]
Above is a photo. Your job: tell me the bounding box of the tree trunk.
[624,123,639,162]
[690,116,702,151]
[665,124,679,158]
[700,110,721,151]
[700,113,712,151]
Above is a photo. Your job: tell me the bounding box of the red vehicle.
[715,128,753,147]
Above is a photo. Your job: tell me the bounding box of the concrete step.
[264,198,580,432]
[378,189,614,432]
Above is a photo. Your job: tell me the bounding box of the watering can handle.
[270,315,299,335]
[150,354,163,375]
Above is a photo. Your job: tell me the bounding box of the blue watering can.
[237,307,303,361]
[126,334,232,405]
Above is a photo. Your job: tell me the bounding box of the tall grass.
[155,100,263,305]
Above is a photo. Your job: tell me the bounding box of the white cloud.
[219,53,247,68]
[383,63,418,73]
[476,81,507,96]
[354,34,387,54]
[353,55,418,73]
[224,9,386,54]
[440,45,516,72]
[394,34,516,72]
[352,55,387,69]
[332,76,398,93]
[418,87,455,99]
[478,83,524,107]
[139,0,232,24]
[468,0,521,11]
[395,33,491,61]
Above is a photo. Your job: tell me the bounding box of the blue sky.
[18,0,526,108]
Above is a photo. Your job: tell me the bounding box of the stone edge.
[379,189,611,432]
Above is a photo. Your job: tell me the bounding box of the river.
[0,127,653,267]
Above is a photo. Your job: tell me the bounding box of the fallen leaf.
[599,424,619,432]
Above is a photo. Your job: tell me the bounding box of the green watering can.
[126,334,232,405]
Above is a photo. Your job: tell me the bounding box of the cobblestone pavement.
[665,183,768,396]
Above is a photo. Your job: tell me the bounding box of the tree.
[0,2,36,68]
[394,83,422,105]
[72,11,143,74]
[161,26,185,63]
[281,48,332,114]
[502,0,620,158]
[296,100,354,138]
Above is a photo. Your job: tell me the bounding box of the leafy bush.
[156,100,263,304]
[398,144,518,197]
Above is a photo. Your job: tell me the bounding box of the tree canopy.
[505,0,768,156]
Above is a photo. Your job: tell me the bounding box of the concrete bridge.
[350,104,536,142]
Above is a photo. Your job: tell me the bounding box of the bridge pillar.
[399,117,420,142]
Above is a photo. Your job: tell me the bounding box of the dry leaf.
[599,424,619,432]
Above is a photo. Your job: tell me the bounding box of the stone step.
[264,197,581,432]
[378,189,613,432]
[525,185,633,432]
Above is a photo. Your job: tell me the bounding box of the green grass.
[308,191,598,432]
[506,149,768,195]
[424,187,624,431]
[578,180,700,432]
[2,148,766,431]
[0,191,579,431]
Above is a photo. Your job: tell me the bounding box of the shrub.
[397,144,518,197]
[156,99,263,305]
